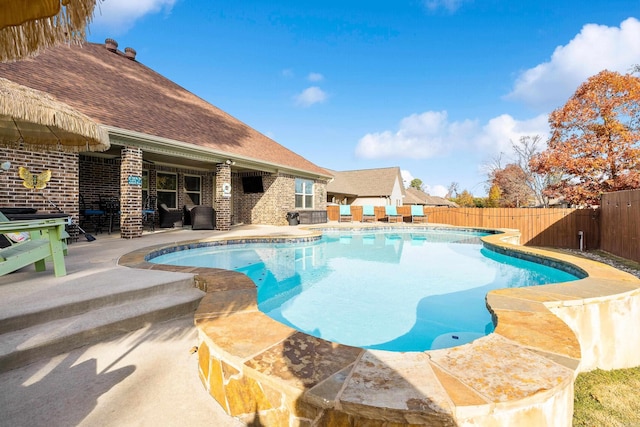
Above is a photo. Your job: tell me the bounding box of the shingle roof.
[405,187,458,207]
[0,41,329,177]
[326,167,403,196]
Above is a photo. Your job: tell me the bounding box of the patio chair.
[385,205,402,223]
[411,205,428,223]
[362,205,376,222]
[339,205,352,222]
[158,203,182,228]
[80,194,105,233]
[142,196,156,231]
[190,206,215,230]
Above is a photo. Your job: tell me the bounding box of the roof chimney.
[105,38,118,52]
[124,47,137,61]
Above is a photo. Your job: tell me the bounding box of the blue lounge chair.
[339,205,352,222]
[385,205,402,223]
[411,205,428,223]
[362,205,376,222]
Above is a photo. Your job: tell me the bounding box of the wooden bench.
[0,218,68,277]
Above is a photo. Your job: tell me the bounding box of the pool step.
[0,271,204,373]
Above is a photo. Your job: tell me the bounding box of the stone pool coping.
[118,224,640,426]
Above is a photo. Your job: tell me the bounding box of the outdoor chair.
[385,205,403,223]
[158,203,182,228]
[362,205,376,222]
[339,205,353,222]
[411,205,428,223]
[183,204,196,226]
[142,196,156,231]
[190,206,215,230]
[79,194,105,233]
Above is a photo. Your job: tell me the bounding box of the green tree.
[409,178,423,191]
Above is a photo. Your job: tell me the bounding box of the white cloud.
[423,0,469,13]
[506,17,640,111]
[92,0,177,34]
[355,110,549,161]
[475,113,549,156]
[400,170,414,187]
[294,86,327,107]
[307,72,324,82]
[425,184,448,197]
[355,111,477,159]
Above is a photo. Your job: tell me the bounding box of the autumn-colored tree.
[486,184,501,207]
[453,189,475,207]
[530,70,640,206]
[492,163,534,207]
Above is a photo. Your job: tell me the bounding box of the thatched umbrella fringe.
[0,0,98,63]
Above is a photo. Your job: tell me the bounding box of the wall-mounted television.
[242,176,264,193]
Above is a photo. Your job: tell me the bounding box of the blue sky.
[88,1,640,197]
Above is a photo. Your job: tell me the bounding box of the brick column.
[120,147,143,238]
[215,163,231,231]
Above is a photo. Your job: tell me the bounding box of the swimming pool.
[151,228,579,351]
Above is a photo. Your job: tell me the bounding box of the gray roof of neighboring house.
[0,40,330,178]
[405,187,459,207]
[326,167,404,197]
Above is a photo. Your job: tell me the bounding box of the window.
[295,178,314,209]
[184,175,201,205]
[157,172,177,208]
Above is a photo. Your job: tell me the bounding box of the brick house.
[0,39,331,237]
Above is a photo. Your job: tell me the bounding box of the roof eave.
[104,125,333,180]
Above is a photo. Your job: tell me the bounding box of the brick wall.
[215,163,231,230]
[120,147,143,238]
[2,146,328,232]
[232,172,328,226]
[0,147,79,219]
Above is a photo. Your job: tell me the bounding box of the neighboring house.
[326,167,405,206]
[404,187,459,207]
[0,39,331,237]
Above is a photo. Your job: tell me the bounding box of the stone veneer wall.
[0,146,79,220]
[233,172,328,226]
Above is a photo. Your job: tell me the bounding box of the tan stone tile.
[490,287,574,303]
[539,278,640,301]
[305,365,355,409]
[194,289,258,320]
[428,335,574,403]
[245,332,362,392]
[429,363,488,407]
[207,353,228,412]
[196,269,257,292]
[339,350,455,425]
[493,310,581,359]
[226,374,275,416]
[486,293,549,313]
[199,311,295,360]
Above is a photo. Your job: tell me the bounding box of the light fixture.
[225,159,235,165]
[0,161,10,172]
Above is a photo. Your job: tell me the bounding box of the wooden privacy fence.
[326,205,600,249]
[601,189,640,263]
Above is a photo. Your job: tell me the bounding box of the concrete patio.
[0,225,311,427]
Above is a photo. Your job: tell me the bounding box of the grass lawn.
[566,250,640,426]
[573,367,640,426]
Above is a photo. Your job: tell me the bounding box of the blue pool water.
[151,229,579,351]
